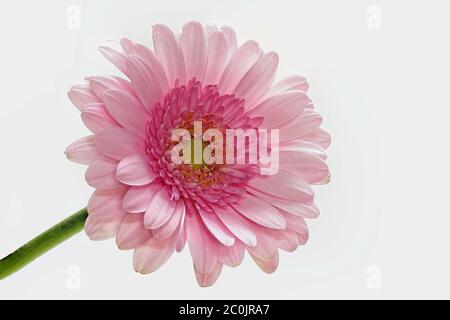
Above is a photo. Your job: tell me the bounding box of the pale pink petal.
[214,206,257,247]
[279,109,323,142]
[153,24,186,86]
[85,157,122,189]
[231,193,286,230]
[199,209,235,247]
[121,40,169,94]
[257,75,309,105]
[94,127,145,161]
[283,213,309,243]
[85,210,125,241]
[219,40,261,95]
[81,103,118,133]
[144,188,176,229]
[125,56,163,112]
[249,188,320,219]
[194,262,223,288]
[87,188,127,220]
[116,154,157,186]
[250,251,279,274]
[219,242,245,267]
[203,31,229,85]
[88,76,134,100]
[250,91,309,127]
[122,182,162,213]
[280,140,327,160]
[68,85,99,112]
[65,136,101,165]
[180,21,207,81]
[274,230,299,252]
[152,200,185,240]
[99,46,128,75]
[234,52,279,108]
[279,151,330,184]
[176,221,187,252]
[186,212,218,274]
[103,89,149,137]
[247,170,314,203]
[116,213,151,250]
[303,128,331,149]
[221,26,237,53]
[133,231,179,274]
[205,24,218,35]
[246,227,278,260]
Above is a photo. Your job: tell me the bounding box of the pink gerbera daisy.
[65,21,330,287]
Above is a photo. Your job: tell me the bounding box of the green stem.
[0,208,88,281]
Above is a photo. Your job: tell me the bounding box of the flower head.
[65,21,330,287]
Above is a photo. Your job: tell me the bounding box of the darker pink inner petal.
[145,79,262,210]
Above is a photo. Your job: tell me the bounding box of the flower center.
[145,79,261,208]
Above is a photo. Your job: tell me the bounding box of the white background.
[0,0,449,299]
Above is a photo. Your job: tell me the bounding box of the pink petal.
[250,91,309,127]
[153,24,186,86]
[246,227,278,260]
[122,41,169,94]
[214,206,257,247]
[283,213,309,242]
[219,242,245,267]
[81,103,118,133]
[221,26,237,53]
[234,52,279,108]
[180,21,207,81]
[219,40,261,95]
[65,136,101,165]
[176,221,187,252]
[99,46,128,75]
[274,229,299,252]
[194,263,223,287]
[199,209,235,247]
[116,154,157,186]
[103,89,149,138]
[94,127,145,161]
[303,128,331,149]
[247,170,314,203]
[68,85,99,112]
[249,188,320,218]
[87,188,127,220]
[88,76,133,100]
[203,31,229,86]
[133,232,179,274]
[85,210,125,241]
[280,140,327,160]
[250,251,279,274]
[152,200,185,240]
[186,212,218,274]
[144,188,176,229]
[125,56,163,112]
[279,109,323,143]
[257,75,309,105]
[279,151,330,184]
[231,193,286,230]
[205,25,219,36]
[85,157,122,189]
[116,213,151,250]
[122,182,162,213]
